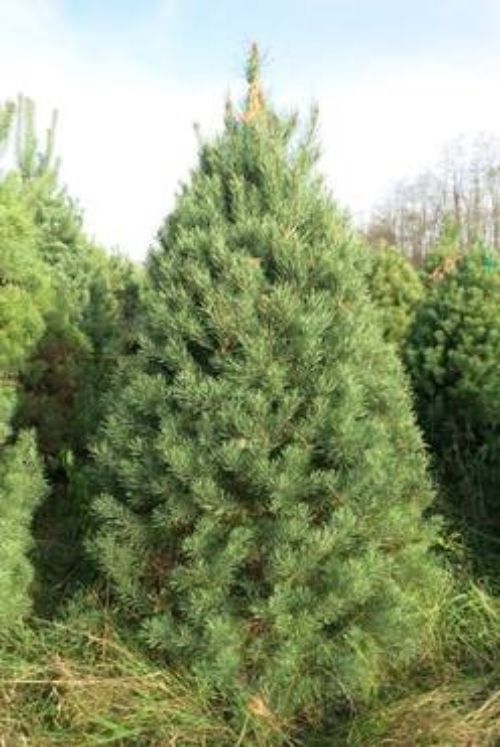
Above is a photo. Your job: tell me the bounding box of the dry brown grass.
[347,675,500,746]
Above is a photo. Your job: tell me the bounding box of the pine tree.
[406,243,500,564]
[90,48,446,724]
[0,108,48,625]
[0,178,49,374]
[366,244,423,346]
[0,97,139,609]
[0,431,46,627]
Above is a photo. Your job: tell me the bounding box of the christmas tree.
[367,244,423,346]
[90,48,446,724]
[407,244,500,564]
[0,118,48,625]
[0,97,139,611]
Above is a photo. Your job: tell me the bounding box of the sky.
[2,0,500,259]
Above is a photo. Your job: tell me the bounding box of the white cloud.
[314,60,500,222]
[1,0,500,258]
[0,0,224,259]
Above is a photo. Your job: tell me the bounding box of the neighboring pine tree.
[406,244,500,566]
[0,178,49,375]
[0,107,48,625]
[90,49,446,725]
[0,431,46,628]
[1,97,140,608]
[366,244,423,346]
[420,221,464,283]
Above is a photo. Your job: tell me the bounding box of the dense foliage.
[367,244,423,345]
[0,110,48,627]
[1,97,141,613]
[406,245,500,564]
[89,49,446,726]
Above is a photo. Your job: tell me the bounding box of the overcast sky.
[2,0,500,259]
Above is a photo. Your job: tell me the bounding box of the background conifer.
[0,105,48,625]
[406,244,500,571]
[367,244,423,346]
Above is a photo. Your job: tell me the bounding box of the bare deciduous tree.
[366,133,500,263]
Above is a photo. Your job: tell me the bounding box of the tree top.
[241,43,265,124]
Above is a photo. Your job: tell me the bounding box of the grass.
[0,590,308,746]
[0,594,292,747]
[332,580,500,747]
[0,580,499,746]
[344,671,499,746]
[0,619,237,746]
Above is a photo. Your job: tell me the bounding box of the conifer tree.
[0,112,48,625]
[406,244,500,563]
[0,97,139,607]
[366,244,423,346]
[90,48,446,723]
[0,431,46,627]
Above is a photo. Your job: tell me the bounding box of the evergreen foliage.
[0,107,48,626]
[0,176,49,374]
[0,96,140,609]
[406,244,500,565]
[0,54,499,747]
[90,48,446,723]
[419,221,463,282]
[25,250,143,610]
[366,244,423,346]
[0,431,46,627]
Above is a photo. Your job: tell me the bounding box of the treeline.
[367,134,500,264]
[0,50,499,746]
